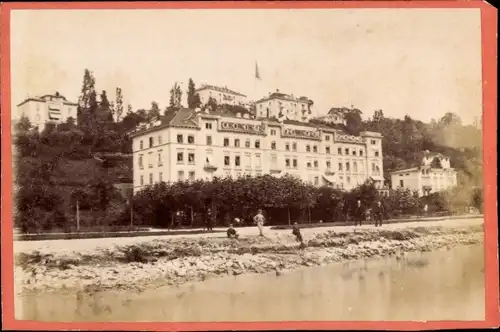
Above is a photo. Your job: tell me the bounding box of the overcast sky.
[11,8,482,123]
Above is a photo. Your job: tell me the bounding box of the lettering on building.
[219,121,266,135]
[282,128,321,140]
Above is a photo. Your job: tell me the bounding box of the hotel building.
[130,108,384,193]
[15,92,78,131]
[255,90,314,122]
[195,84,247,106]
[390,151,458,196]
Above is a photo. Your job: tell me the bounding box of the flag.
[255,61,261,80]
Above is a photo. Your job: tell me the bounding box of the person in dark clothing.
[292,222,303,243]
[373,201,386,227]
[227,224,239,239]
[353,200,364,226]
[205,208,213,232]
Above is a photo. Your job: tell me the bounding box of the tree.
[344,108,363,136]
[15,115,32,134]
[207,97,218,111]
[115,87,124,122]
[100,90,110,109]
[372,109,384,123]
[168,82,183,111]
[148,101,161,121]
[187,78,202,109]
[78,69,96,110]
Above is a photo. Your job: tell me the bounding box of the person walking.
[253,209,265,236]
[205,208,214,232]
[373,200,385,227]
[354,200,364,226]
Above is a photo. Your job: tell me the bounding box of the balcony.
[269,167,282,174]
[324,170,335,176]
[204,163,218,172]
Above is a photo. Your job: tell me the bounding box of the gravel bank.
[14,218,484,296]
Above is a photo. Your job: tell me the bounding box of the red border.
[1,1,498,330]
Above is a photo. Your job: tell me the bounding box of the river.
[16,243,484,322]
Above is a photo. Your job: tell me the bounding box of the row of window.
[139,171,196,186]
[139,131,380,151]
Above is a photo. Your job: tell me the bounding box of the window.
[205,122,212,130]
[371,140,377,145]
[338,162,343,171]
[325,135,330,141]
[372,163,376,172]
[345,148,349,155]
[313,146,318,153]
[178,171,185,181]
[188,153,195,164]
[234,139,240,147]
[400,179,404,187]
[347,176,351,184]
[140,175,144,186]
[159,172,163,182]
[149,137,154,148]
[224,156,230,166]
[158,150,163,166]
[245,139,250,148]
[271,154,278,168]
[293,159,298,168]
[292,143,297,151]
[149,173,153,184]
[177,152,184,163]
[314,176,319,185]
[353,162,358,172]
[285,143,290,151]
[244,153,251,168]
[140,140,143,150]
[307,162,312,168]
[306,145,311,152]
[235,156,241,167]
[255,140,260,149]
[148,152,153,168]
[206,136,212,145]
[338,147,342,155]
[139,154,144,169]
[271,141,276,150]
[375,151,380,157]
[286,159,291,168]
[255,154,261,168]
[326,161,331,168]
[189,171,195,181]
[158,135,162,145]
[326,146,330,154]
[346,162,350,171]
[177,134,183,143]
[314,160,318,168]
[271,129,277,136]
[188,135,195,144]
[352,150,356,156]
[360,150,364,156]
[224,138,230,147]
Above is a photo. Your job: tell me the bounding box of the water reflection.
[17,244,484,322]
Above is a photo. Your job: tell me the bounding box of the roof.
[328,107,362,115]
[17,93,78,107]
[195,84,246,97]
[129,108,200,138]
[255,92,311,104]
[390,167,420,174]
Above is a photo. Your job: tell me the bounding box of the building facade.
[255,90,314,122]
[15,92,78,131]
[390,152,458,196]
[130,108,384,193]
[195,84,247,107]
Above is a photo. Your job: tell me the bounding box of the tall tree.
[78,69,96,110]
[115,87,124,122]
[169,82,183,111]
[148,101,161,120]
[344,108,363,136]
[100,90,110,109]
[187,78,201,109]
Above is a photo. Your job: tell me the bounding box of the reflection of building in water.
[255,89,314,122]
[390,151,457,196]
[130,107,384,193]
[15,92,78,131]
[195,84,247,107]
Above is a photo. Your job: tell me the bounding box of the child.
[227,224,239,239]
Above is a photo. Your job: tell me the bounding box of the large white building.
[255,90,314,122]
[15,92,78,131]
[130,108,384,193]
[195,84,247,107]
[390,151,458,196]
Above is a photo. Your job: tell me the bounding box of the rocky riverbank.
[14,222,483,296]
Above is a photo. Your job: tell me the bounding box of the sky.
[10,8,483,124]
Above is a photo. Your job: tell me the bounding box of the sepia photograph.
[1,1,497,329]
